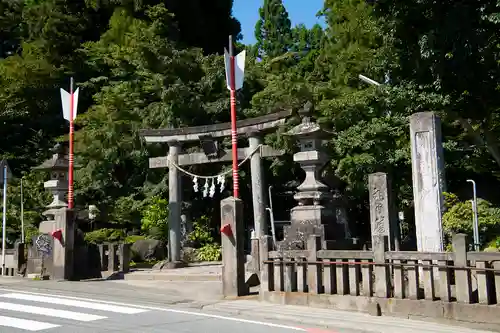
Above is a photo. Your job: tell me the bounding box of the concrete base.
[260,291,500,332]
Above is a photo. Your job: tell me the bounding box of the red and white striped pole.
[228,35,239,198]
[60,78,79,209]
[68,77,75,209]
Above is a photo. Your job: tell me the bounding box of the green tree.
[74,5,201,225]
[0,0,112,172]
[0,0,23,58]
[375,1,500,172]
[254,0,292,58]
[87,0,241,54]
[3,171,51,244]
[443,193,500,249]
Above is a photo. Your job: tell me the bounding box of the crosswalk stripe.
[0,315,60,331]
[0,293,148,314]
[0,301,107,321]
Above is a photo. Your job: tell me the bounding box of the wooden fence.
[260,234,500,305]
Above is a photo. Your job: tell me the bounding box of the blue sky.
[233,0,325,45]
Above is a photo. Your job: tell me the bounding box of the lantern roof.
[285,102,329,139]
[33,144,69,171]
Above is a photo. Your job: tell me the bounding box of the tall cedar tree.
[254,0,292,58]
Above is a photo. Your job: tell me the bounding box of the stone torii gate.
[139,111,289,268]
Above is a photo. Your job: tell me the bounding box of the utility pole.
[20,178,24,242]
[1,160,10,276]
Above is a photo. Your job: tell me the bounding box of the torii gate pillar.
[167,140,184,267]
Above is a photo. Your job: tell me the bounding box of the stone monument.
[410,112,445,252]
[369,172,400,251]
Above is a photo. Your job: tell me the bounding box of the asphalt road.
[0,283,339,333]
[0,279,493,333]
[0,288,309,333]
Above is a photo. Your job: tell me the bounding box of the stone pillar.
[167,141,183,267]
[373,235,390,298]
[14,242,25,274]
[368,173,400,251]
[220,197,248,297]
[107,243,118,272]
[410,112,446,252]
[119,243,131,273]
[248,132,267,239]
[52,208,75,280]
[453,234,472,303]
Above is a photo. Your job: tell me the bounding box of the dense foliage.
[2,0,500,251]
[443,193,500,250]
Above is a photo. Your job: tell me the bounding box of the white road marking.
[0,301,107,322]
[0,315,60,331]
[0,288,305,331]
[0,293,148,314]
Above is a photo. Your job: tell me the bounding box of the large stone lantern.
[33,144,69,212]
[287,111,331,207]
[277,103,337,250]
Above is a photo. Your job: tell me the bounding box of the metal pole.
[268,185,274,213]
[2,164,7,276]
[266,186,277,249]
[467,179,480,251]
[229,35,239,198]
[20,178,24,242]
[358,74,382,86]
[68,77,75,209]
[265,208,277,249]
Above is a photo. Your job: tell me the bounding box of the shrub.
[442,192,500,249]
[141,196,169,241]
[84,228,126,244]
[188,215,214,247]
[125,234,146,244]
[196,243,222,261]
[24,226,41,244]
[187,215,222,261]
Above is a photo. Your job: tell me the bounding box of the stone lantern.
[277,102,337,250]
[286,107,331,207]
[33,143,69,213]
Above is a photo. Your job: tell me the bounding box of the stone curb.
[123,273,222,282]
[200,301,492,333]
[199,305,372,332]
